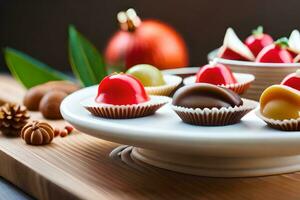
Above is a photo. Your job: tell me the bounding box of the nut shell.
[21,121,54,145]
[23,86,48,111]
[39,91,68,119]
[23,81,80,111]
[43,81,80,94]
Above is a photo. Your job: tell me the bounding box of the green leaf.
[4,47,71,89]
[252,25,263,36]
[68,25,107,87]
[275,37,289,48]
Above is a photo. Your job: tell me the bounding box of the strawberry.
[218,28,255,61]
[256,37,293,63]
[244,26,273,57]
[281,69,300,91]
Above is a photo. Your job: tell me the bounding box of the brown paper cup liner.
[172,98,258,126]
[82,96,171,119]
[183,72,255,94]
[145,75,182,96]
[255,110,300,131]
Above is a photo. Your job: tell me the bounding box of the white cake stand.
[61,86,300,177]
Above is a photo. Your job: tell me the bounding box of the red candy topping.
[196,62,237,85]
[96,73,149,105]
[281,69,300,91]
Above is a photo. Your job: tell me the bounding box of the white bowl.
[61,86,300,177]
[207,49,300,100]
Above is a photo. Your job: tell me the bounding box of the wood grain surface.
[1,75,300,200]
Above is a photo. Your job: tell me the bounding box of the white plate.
[61,86,300,177]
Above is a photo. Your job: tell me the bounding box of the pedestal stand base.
[110,146,300,177]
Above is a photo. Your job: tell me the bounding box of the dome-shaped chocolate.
[172,83,242,109]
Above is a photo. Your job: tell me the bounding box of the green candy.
[126,64,166,87]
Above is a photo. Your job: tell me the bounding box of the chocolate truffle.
[172,83,243,109]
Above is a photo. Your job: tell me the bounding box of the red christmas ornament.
[196,61,237,85]
[244,26,274,57]
[105,8,188,72]
[281,69,300,91]
[96,73,149,105]
[256,38,293,63]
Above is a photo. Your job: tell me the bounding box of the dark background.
[0,0,299,72]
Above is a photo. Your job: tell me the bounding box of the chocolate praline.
[172,83,243,109]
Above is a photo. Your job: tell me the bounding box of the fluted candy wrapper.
[256,110,300,131]
[145,75,182,96]
[172,98,258,126]
[82,96,171,119]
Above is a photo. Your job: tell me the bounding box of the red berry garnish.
[54,127,60,137]
[65,125,74,134]
[60,129,68,137]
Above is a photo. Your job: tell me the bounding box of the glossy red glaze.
[281,70,300,91]
[256,44,293,63]
[96,74,149,105]
[218,47,250,61]
[245,34,273,57]
[196,63,237,85]
[105,20,188,71]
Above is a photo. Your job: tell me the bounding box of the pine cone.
[0,103,30,136]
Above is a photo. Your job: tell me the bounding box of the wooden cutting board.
[2,75,300,200]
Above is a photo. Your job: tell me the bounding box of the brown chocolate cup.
[82,96,171,119]
[255,111,300,131]
[172,99,258,126]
